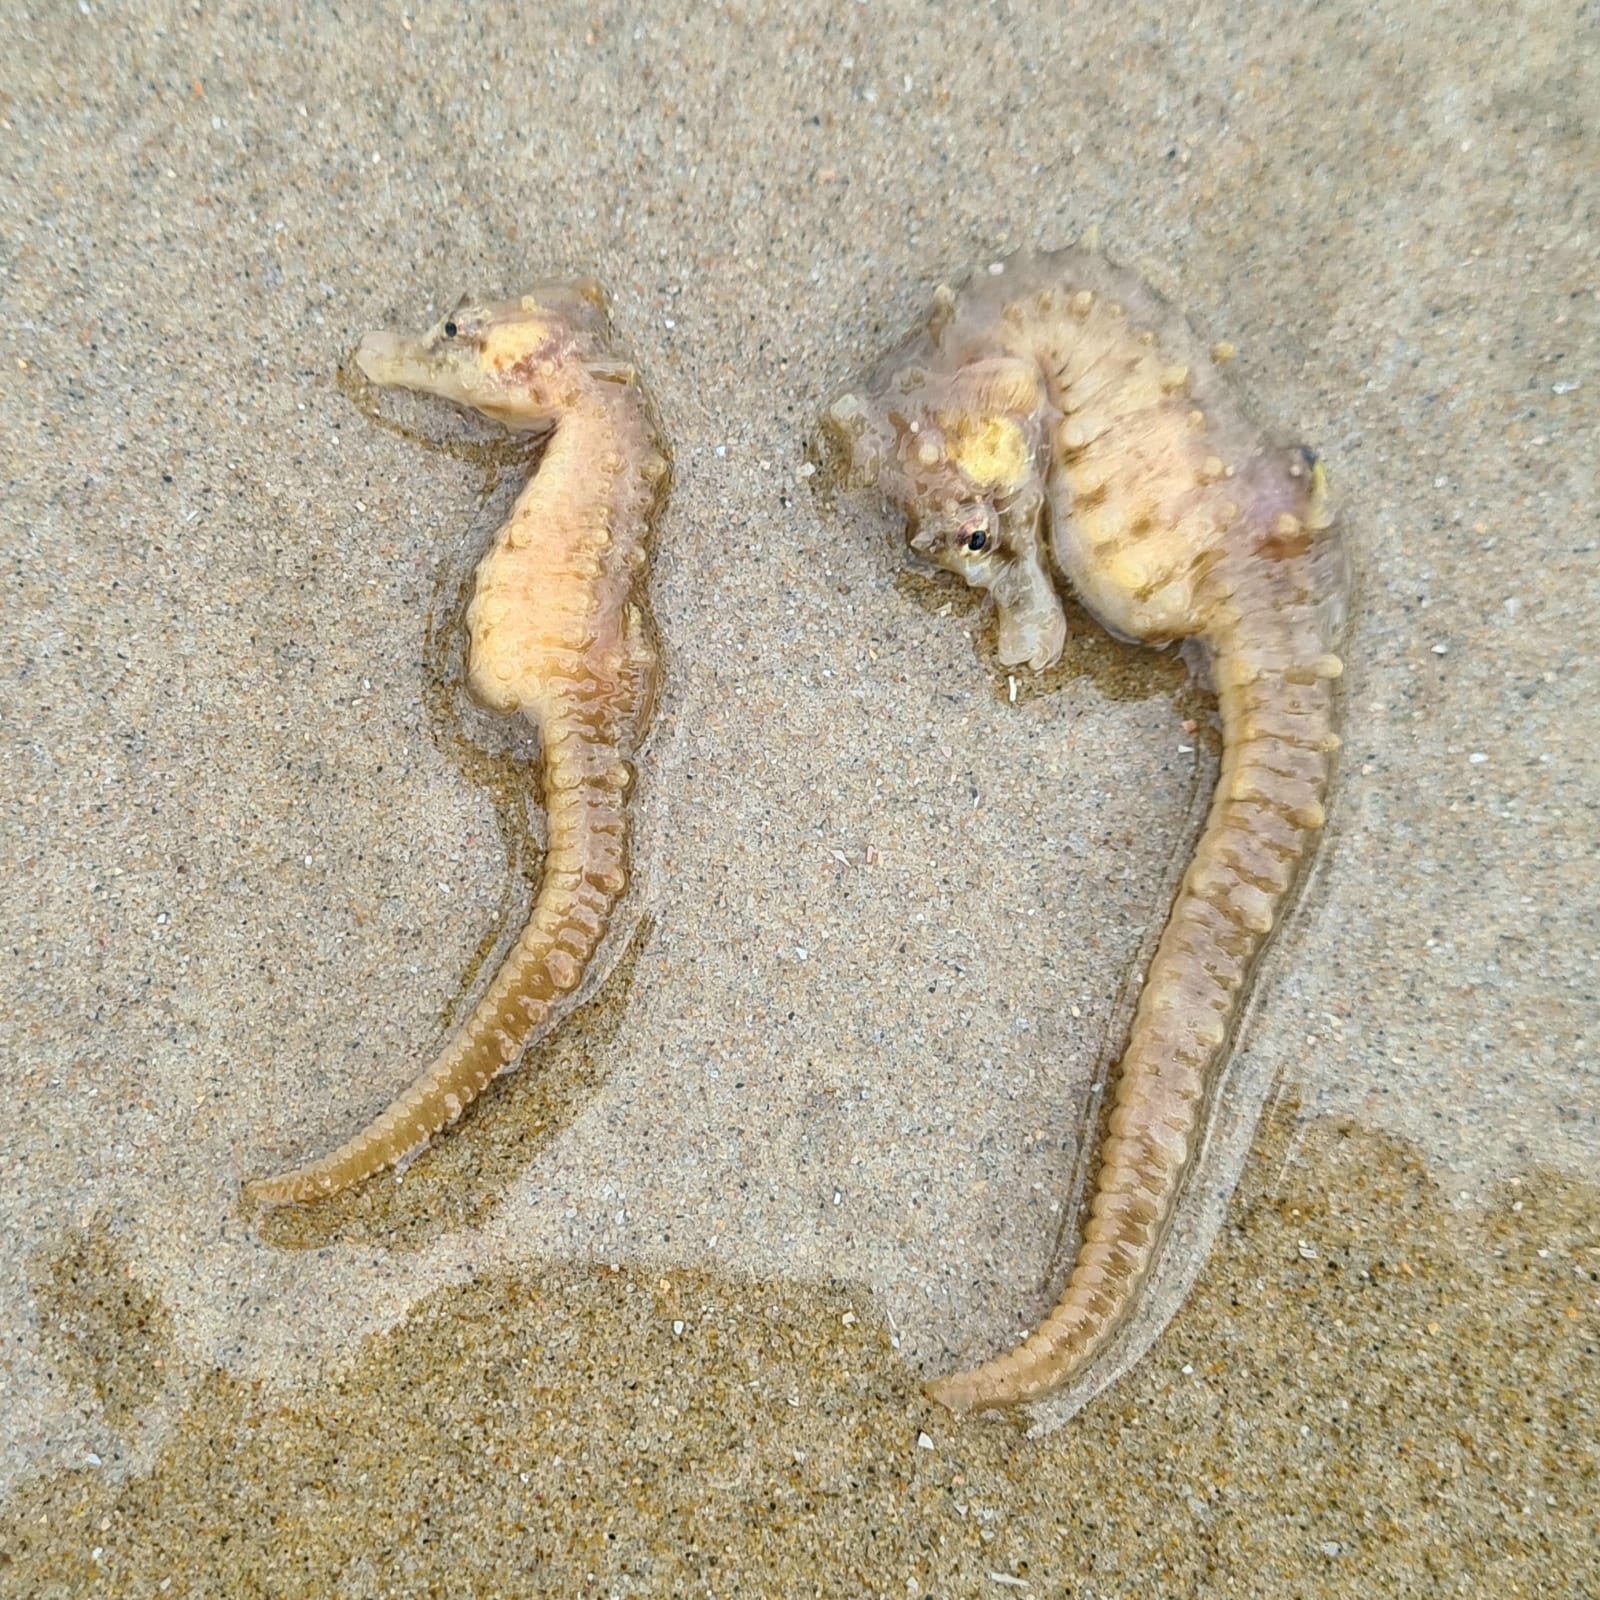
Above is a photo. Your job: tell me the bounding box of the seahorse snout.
[355,329,426,387]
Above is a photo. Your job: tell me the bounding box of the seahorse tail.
[244,725,632,1208]
[929,597,1341,1412]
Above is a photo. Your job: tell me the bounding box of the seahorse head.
[355,280,628,428]
[821,358,1066,671]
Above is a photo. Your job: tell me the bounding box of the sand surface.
[1,0,1595,1593]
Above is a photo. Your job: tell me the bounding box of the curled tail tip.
[241,1159,352,1210]
[241,1171,319,1210]
[925,1370,986,1414]
[925,1360,1031,1415]
[927,1316,1107,1413]
[240,1174,297,1211]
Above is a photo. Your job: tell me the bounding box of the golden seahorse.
[245,282,667,1207]
[822,244,1348,1412]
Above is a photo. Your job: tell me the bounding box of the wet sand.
[1,0,1595,1593]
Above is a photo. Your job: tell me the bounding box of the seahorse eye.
[966,528,987,552]
[443,321,459,338]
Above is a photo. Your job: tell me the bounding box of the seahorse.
[245,281,667,1207]
[821,245,1348,1412]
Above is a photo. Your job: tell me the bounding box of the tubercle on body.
[822,244,1348,1414]
[243,282,667,1208]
